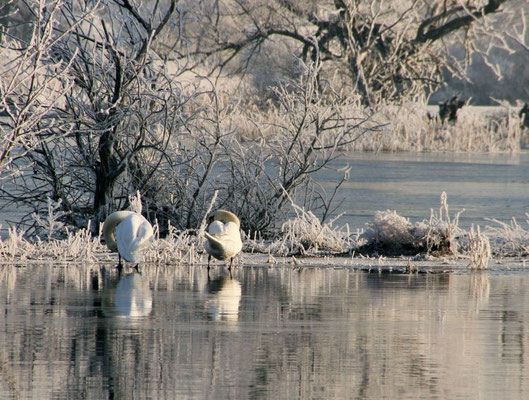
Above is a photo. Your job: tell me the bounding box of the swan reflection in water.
[102,270,152,320]
[205,276,241,322]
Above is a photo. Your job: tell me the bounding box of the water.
[2,263,529,399]
[318,151,529,230]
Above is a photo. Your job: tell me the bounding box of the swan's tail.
[204,232,225,251]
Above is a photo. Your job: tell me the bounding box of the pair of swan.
[102,209,242,269]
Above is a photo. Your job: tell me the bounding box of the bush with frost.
[357,193,463,257]
[484,215,529,256]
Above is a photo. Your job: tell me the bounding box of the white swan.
[103,211,154,267]
[204,210,243,270]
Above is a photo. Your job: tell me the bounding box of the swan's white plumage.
[204,210,242,265]
[208,220,225,236]
[103,211,154,263]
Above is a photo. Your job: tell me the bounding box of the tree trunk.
[94,127,118,223]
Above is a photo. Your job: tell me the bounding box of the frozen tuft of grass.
[484,214,529,256]
[0,227,33,261]
[467,225,491,270]
[144,222,200,264]
[268,202,354,256]
[243,198,356,257]
[413,192,463,256]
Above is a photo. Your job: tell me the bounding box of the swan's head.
[209,210,240,228]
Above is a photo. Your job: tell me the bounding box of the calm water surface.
[1,264,529,399]
[320,151,529,230]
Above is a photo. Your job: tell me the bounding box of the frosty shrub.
[358,192,463,257]
[359,210,416,256]
[485,215,529,256]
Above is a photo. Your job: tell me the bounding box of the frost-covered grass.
[0,193,528,268]
[0,225,106,264]
[485,215,529,257]
[342,103,529,153]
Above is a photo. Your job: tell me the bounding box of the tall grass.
[467,225,491,270]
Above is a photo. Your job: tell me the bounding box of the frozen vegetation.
[1,1,528,271]
[0,192,527,272]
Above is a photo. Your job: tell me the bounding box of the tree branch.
[415,0,509,43]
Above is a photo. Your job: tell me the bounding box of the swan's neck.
[103,211,135,252]
[214,210,240,228]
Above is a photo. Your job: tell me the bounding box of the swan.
[204,210,243,270]
[103,211,154,268]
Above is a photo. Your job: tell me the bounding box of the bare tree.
[0,0,383,239]
[1,0,185,234]
[179,0,517,106]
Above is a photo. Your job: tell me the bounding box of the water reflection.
[205,275,241,322]
[102,271,153,319]
[1,264,529,399]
